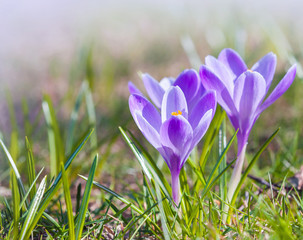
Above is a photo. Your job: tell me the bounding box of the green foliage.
[75,155,98,239]
[0,126,93,239]
[19,176,47,240]
[25,138,36,200]
[11,170,20,240]
[61,163,75,240]
[42,95,65,177]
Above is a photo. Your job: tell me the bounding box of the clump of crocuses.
[129,69,205,112]
[129,69,217,204]
[200,48,296,203]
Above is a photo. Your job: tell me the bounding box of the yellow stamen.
[171,110,182,116]
[248,69,253,72]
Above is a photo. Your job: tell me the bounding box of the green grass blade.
[187,160,235,227]
[119,200,160,238]
[129,213,152,240]
[106,200,131,224]
[199,108,226,169]
[187,159,206,186]
[42,95,65,177]
[0,139,26,201]
[44,229,55,240]
[19,168,44,211]
[11,170,20,240]
[120,128,152,180]
[142,173,157,205]
[45,128,94,197]
[10,131,18,168]
[200,130,238,199]
[42,97,57,177]
[155,183,171,240]
[76,183,82,214]
[20,176,47,240]
[201,159,236,201]
[75,155,98,239]
[78,175,140,212]
[85,81,98,158]
[5,221,13,240]
[79,175,163,235]
[84,45,95,89]
[21,129,93,239]
[128,129,171,192]
[6,91,19,161]
[119,127,171,198]
[61,163,75,240]
[25,137,36,200]
[0,203,2,229]
[228,128,280,222]
[21,98,32,138]
[42,212,61,231]
[3,198,12,219]
[66,81,87,154]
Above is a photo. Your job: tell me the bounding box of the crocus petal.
[205,55,234,94]
[161,86,188,122]
[189,91,216,147]
[236,131,249,156]
[189,91,217,129]
[251,52,277,92]
[200,65,237,115]
[160,77,174,90]
[173,69,202,110]
[218,48,247,80]
[129,94,161,133]
[159,116,193,171]
[135,113,161,149]
[233,71,266,134]
[142,73,165,108]
[228,114,240,137]
[258,64,296,114]
[128,81,143,96]
[192,109,213,150]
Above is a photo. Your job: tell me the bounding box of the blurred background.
[0,0,302,189]
[1,0,303,97]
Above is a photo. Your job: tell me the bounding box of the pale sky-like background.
[0,0,302,97]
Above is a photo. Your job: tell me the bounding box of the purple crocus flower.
[128,69,206,112]
[129,84,216,204]
[200,48,296,202]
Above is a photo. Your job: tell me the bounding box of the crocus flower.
[200,48,296,203]
[129,85,216,204]
[128,69,206,112]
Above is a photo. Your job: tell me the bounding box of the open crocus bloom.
[200,48,296,202]
[128,69,206,112]
[129,86,216,204]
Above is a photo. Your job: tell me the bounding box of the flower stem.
[219,116,227,208]
[171,173,180,206]
[227,144,247,202]
[223,144,247,222]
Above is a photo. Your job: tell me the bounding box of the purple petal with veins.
[161,86,188,122]
[218,48,247,80]
[142,73,165,108]
[258,64,296,114]
[251,52,277,92]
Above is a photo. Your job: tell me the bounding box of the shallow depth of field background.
[0,0,303,202]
